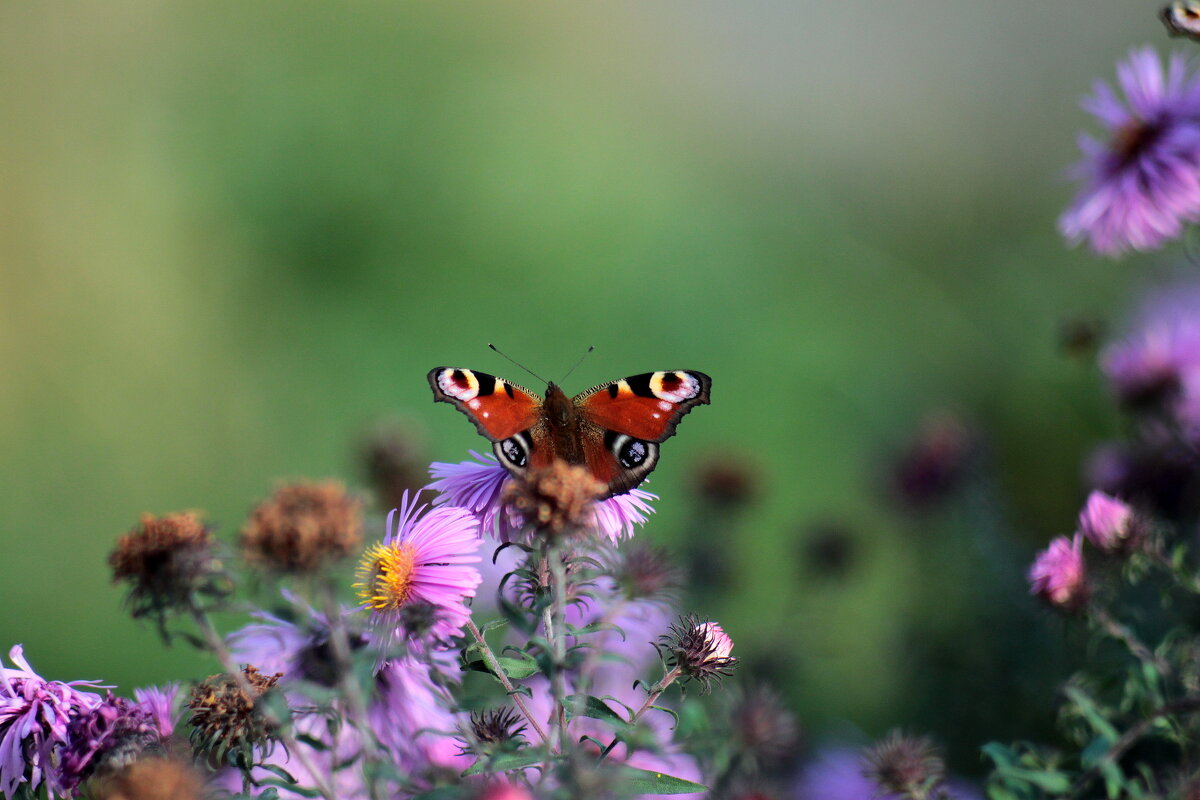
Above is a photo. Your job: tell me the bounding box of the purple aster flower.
[0,645,104,799]
[428,452,656,543]
[1078,491,1144,553]
[133,684,181,739]
[1059,47,1200,255]
[791,747,982,800]
[354,492,482,653]
[372,654,469,774]
[1028,534,1089,612]
[58,693,163,796]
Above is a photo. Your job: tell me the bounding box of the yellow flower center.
[354,541,418,612]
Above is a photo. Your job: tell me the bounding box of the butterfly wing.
[576,370,712,495]
[429,368,542,476]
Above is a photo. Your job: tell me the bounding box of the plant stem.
[1090,606,1169,676]
[190,605,338,800]
[547,549,570,754]
[320,586,382,800]
[465,618,550,745]
[596,666,682,764]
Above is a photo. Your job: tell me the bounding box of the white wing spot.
[468,399,481,410]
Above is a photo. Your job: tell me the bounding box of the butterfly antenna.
[488,343,548,386]
[559,345,594,384]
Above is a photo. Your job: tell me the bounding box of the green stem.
[547,550,570,754]
[1090,606,1169,676]
[320,586,382,800]
[596,666,682,764]
[465,618,550,745]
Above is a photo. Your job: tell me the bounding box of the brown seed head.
[692,457,757,508]
[187,666,281,767]
[241,481,362,573]
[729,685,801,765]
[109,513,224,622]
[862,730,945,799]
[615,542,684,603]
[91,757,205,800]
[502,461,604,538]
[460,707,527,756]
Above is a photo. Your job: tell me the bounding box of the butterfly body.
[428,368,711,497]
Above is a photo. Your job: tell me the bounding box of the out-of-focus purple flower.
[372,655,470,774]
[1060,47,1200,255]
[1078,491,1144,552]
[1028,534,1089,611]
[889,412,978,512]
[133,684,181,739]
[58,694,162,796]
[791,747,982,800]
[355,492,482,650]
[0,645,104,799]
[428,452,656,543]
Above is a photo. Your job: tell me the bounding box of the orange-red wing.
[428,368,541,441]
[576,370,711,443]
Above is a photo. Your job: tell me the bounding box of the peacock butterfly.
[428,368,712,497]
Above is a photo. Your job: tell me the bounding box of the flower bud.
[1078,491,1145,553]
[1028,534,1088,612]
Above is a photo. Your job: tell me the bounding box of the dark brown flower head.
[459,707,527,756]
[241,481,362,573]
[889,413,978,513]
[187,666,281,768]
[359,420,427,512]
[614,542,684,603]
[502,461,605,539]
[692,456,757,508]
[91,757,205,800]
[862,730,945,800]
[729,685,801,766]
[655,614,737,693]
[109,513,226,625]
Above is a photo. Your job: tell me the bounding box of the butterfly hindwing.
[428,368,540,442]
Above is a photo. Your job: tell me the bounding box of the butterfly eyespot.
[618,438,649,468]
[497,435,530,469]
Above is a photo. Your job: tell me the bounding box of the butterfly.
[1163,1,1200,40]
[428,367,712,497]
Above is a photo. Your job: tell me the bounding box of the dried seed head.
[187,666,281,767]
[729,685,801,766]
[502,461,605,539]
[241,481,362,573]
[614,542,684,603]
[460,707,527,756]
[656,614,737,693]
[862,730,945,799]
[91,757,205,800]
[109,513,226,624]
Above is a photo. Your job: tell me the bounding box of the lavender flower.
[0,645,103,799]
[792,747,983,800]
[429,451,656,543]
[1060,47,1200,255]
[1078,491,1144,553]
[1028,534,1089,612]
[354,492,482,650]
[58,694,163,796]
[371,655,470,773]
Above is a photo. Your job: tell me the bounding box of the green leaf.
[611,766,707,796]
[1081,735,1112,770]
[496,650,540,680]
[461,750,545,776]
[566,694,633,733]
[1065,687,1119,741]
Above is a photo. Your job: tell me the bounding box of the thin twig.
[465,618,550,745]
[596,666,682,763]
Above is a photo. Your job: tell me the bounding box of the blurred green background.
[0,0,1171,773]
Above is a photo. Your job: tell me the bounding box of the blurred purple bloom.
[429,451,656,543]
[1028,534,1088,611]
[792,748,981,800]
[1078,491,1139,552]
[58,694,161,796]
[133,684,180,740]
[1060,47,1200,255]
[0,645,104,799]
[372,655,469,774]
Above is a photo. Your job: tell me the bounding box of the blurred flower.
[58,694,163,796]
[861,730,945,800]
[1060,47,1200,255]
[1028,534,1089,612]
[502,461,606,540]
[612,542,684,604]
[108,512,227,626]
[656,615,737,693]
[889,413,977,512]
[429,451,656,543]
[1102,323,1198,412]
[1078,491,1145,553]
[354,492,482,650]
[0,645,104,799]
[358,420,428,512]
[728,685,802,768]
[800,520,858,580]
[371,654,470,773]
[458,707,527,756]
[89,757,205,800]
[691,455,758,508]
[241,481,363,574]
[1058,315,1107,360]
[187,666,280,768]
[793,747,981,800]
[475,780,535,800]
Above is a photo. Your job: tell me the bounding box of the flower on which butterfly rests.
[428,451,656,544]
[0,644,105,799]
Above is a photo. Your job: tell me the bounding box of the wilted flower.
[0,645,104,799]
[656,615,737,692]
[613,542,684,604]
[58,694,164,796]
[241,481,363,573]
[1078,491,1145,553]
[458,707,527,756]
[354,493,482,651]
[108,513,227,626]
[1028,534,1089,612]
[1060,47,1200,255]
[862,730,946,800]
[502,460,606,540]
[429,451,656,543]
[187,666,281,768]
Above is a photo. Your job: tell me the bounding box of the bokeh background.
[0,0,1174,778]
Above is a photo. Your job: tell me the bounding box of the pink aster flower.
[1060,47,1200,255]
[1078,491,1143,553]
[57,693,163,796]
[428,451,656,543]
[1028,534,1089,611]
[0,645,104,799]
[354,492,483,651]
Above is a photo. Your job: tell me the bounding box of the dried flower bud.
[459,707,527,756]
[862,730,945,799]
[728,685,802,766]
[502,461,605,539]
[187,666,281,768]
[692,456,757,508]
[614,542,684,603]
[359,421,427,512]
[91,757,205,800]
[1028,534,1089,612]
[656,614,737,693]
[241,481,362,573]
[1078,491,1146,553]
[109,513,226,625]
